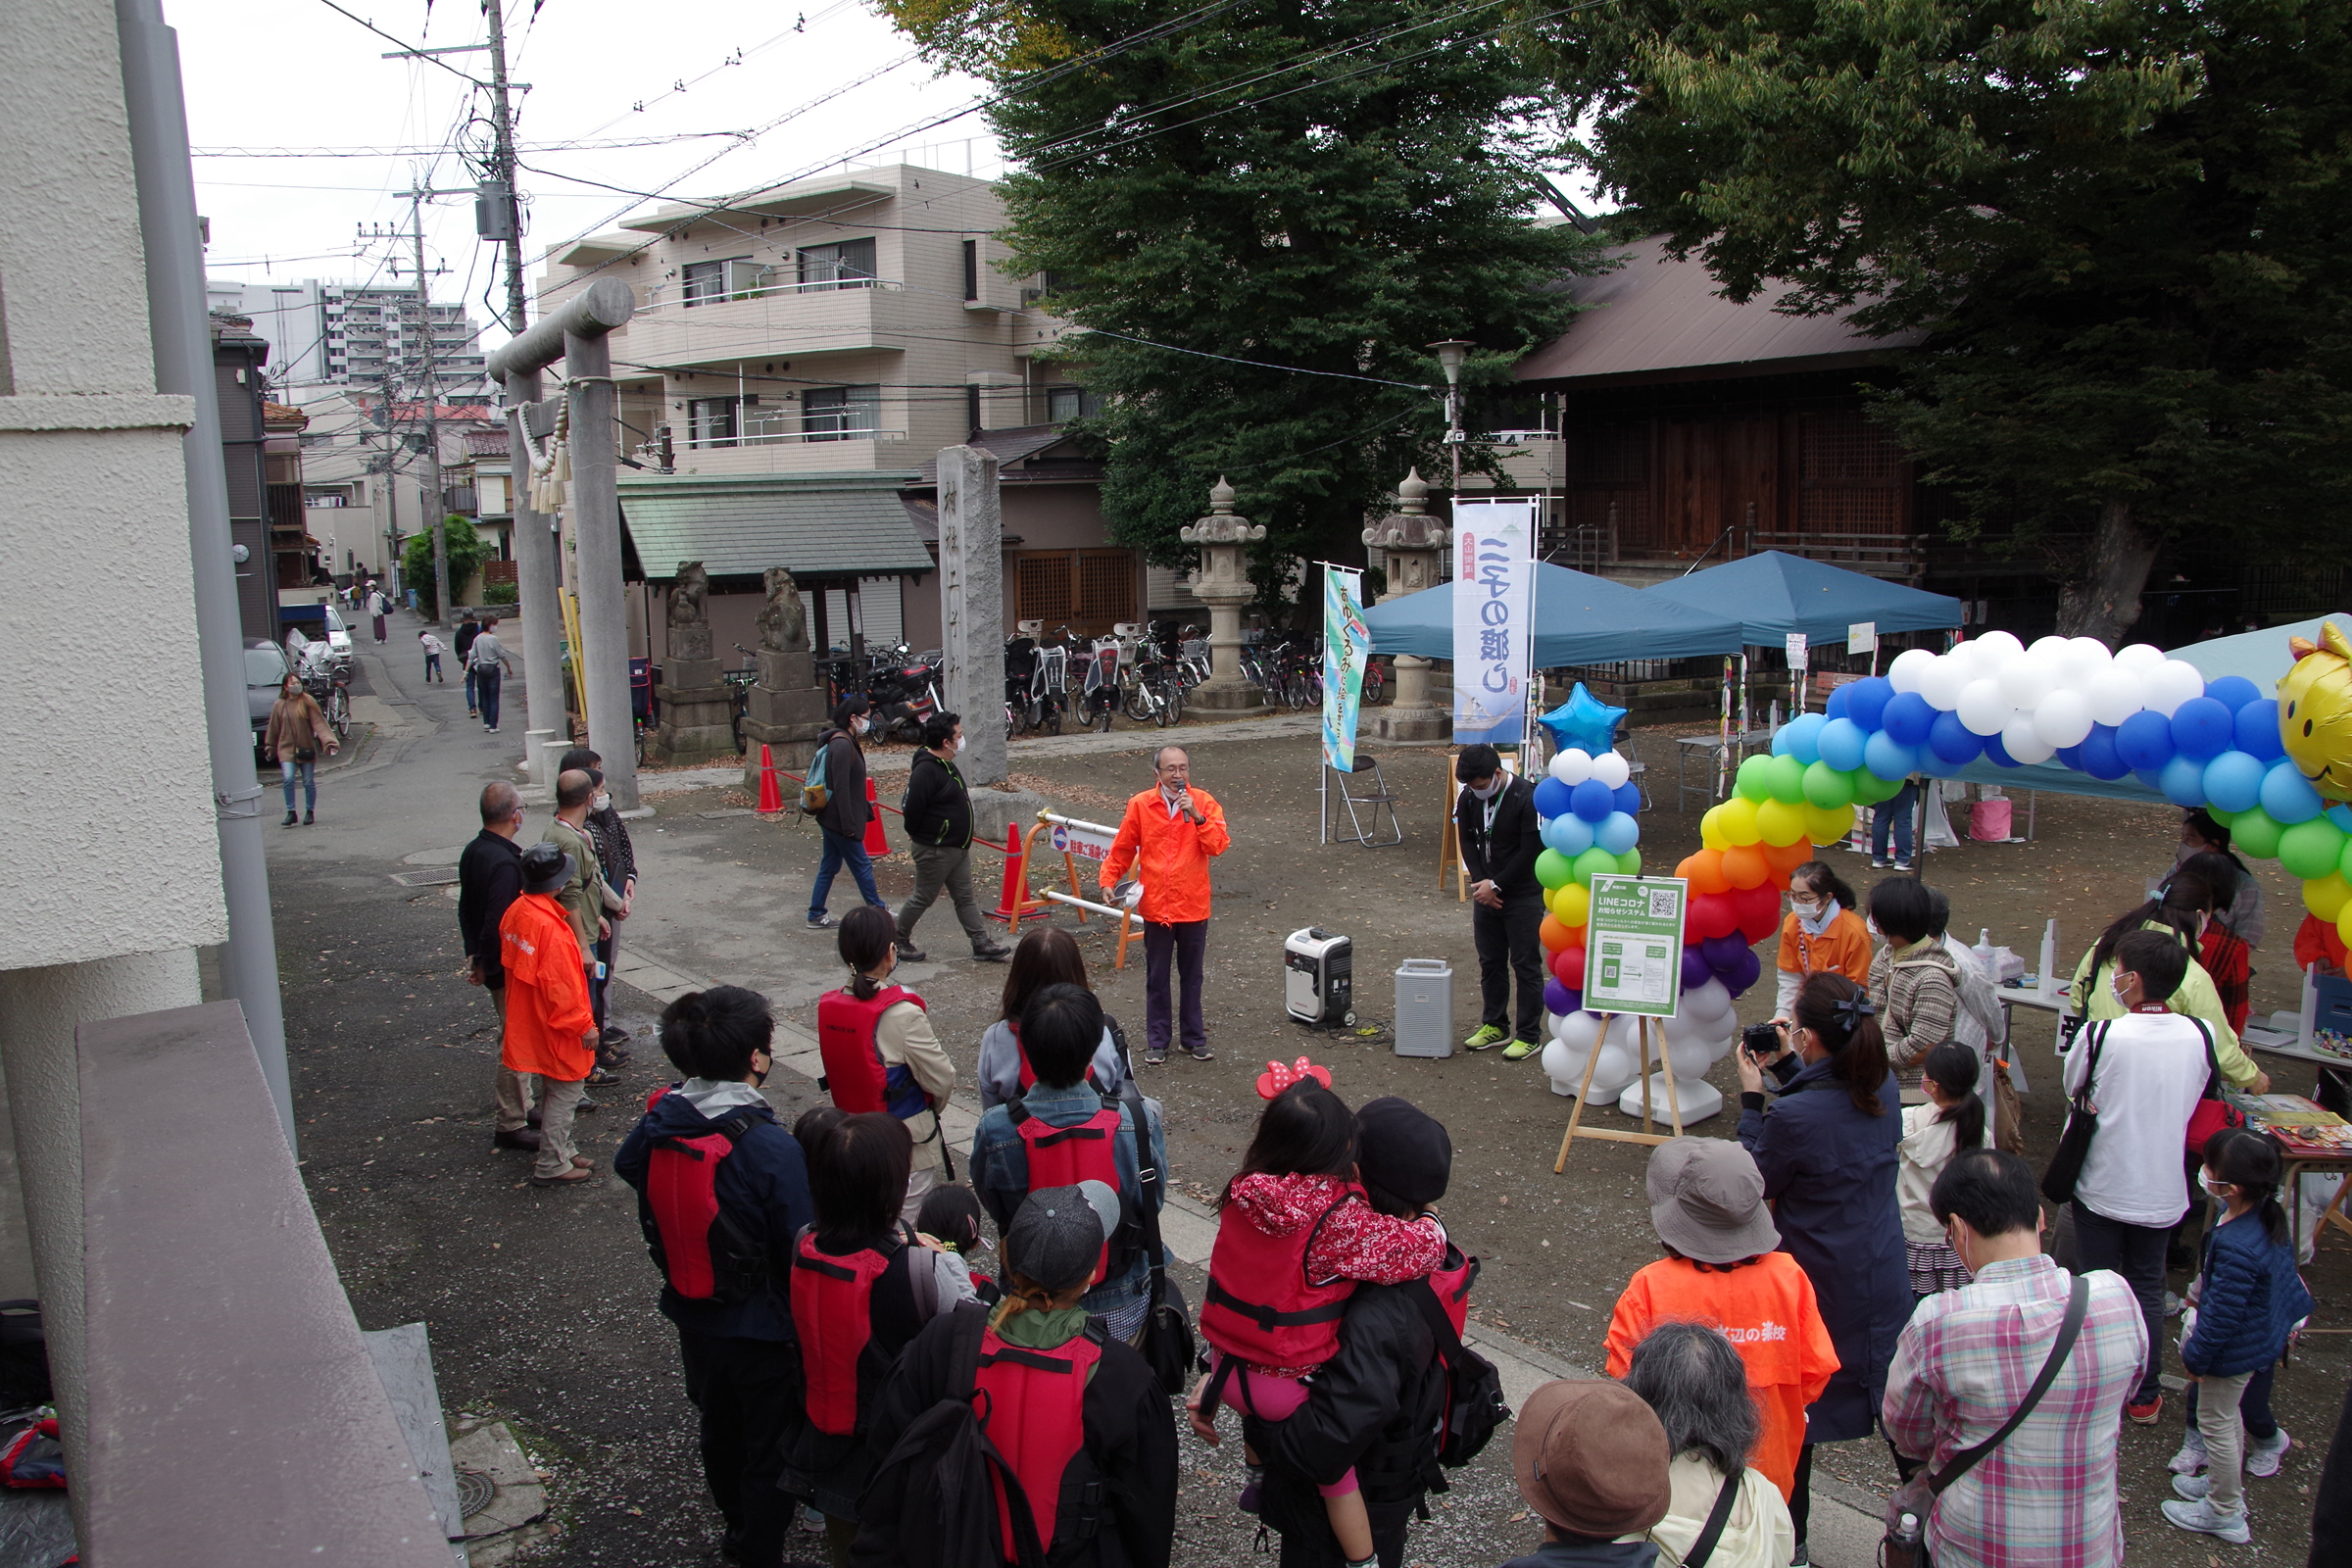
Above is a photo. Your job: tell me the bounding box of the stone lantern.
[1361,468,1451,741]
[1177,476,1269,714]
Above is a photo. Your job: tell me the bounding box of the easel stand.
[1552,1013,1685,1170]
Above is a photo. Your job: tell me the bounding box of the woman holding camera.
[1736,971,1910,1562]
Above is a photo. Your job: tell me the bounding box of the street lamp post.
[1427,339,1474,493]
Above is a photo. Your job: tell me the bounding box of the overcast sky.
[179,0,1001,348]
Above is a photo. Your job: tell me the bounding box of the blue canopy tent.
[1642,551,1964,646]
[1361,561,1746,666]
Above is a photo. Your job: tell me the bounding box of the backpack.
[1406,1271,1508,1469]
[804,736,833,812]
[853,1303,1051,1568]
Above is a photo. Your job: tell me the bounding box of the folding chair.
[1327,753,1402,847]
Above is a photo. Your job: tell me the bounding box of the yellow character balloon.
[2279,622,2352,803]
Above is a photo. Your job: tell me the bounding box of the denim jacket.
[969,1080,1168,1316]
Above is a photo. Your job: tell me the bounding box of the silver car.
[245,639,289,737]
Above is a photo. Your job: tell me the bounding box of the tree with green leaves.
[401,514,491,618]
[1532,0,2352,642]
[881,0,1598,610]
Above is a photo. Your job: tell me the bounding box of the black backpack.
[1408,1277,1509,1469]
[852,1303,1051,1568]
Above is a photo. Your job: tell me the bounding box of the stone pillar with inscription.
[1177,477,1270,716]
[739,565,829,787]
[1362,469,1451,741]
[652,562,742,763]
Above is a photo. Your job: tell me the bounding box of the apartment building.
[535,163,1139,659]
[293,389,503,584]
[206,278,492,398]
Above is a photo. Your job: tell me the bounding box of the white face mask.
[592,792,612,812]
[852,714,869,735]
[1865,916,1882,938]
[1469,777,1503,801]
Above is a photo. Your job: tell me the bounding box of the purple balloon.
[1718,946,1762,997]
[1844,676,1896,731]
[1544,979,1576,1016]
[1570,777,1616,822]
[1700,931,1750,972]
[1680,945,1714,991]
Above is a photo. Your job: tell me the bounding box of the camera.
[1740,1021,1782,1059]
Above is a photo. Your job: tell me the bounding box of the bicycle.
[725,644,760,754]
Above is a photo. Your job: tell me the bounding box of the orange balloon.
[1677,850,1732,897]
[1558,922,1587,950]
[1540,914,1574,953]
[1764,839,1814,876]
[1722,844,1771,891]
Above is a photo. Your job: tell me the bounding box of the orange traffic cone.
[756,745,784,813]
[863,775,891,856]
[987,823,1030,926]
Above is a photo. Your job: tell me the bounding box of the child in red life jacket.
[853,1182,1179,1568]
[976,926,1133,1110]
[1191,1066,1448,1568]
[614,986,814,1568]
[815,906,957,1223]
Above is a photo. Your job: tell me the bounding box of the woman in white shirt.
[1619,1320,1796,1568]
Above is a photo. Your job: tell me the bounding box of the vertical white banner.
[1452,498,1538,745]
[1321,565,1369,771]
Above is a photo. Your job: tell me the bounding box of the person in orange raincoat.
[1099,745,1231,1065]
[501,842,601,1187]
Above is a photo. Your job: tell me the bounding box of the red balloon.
[1721,845,1770,891]
[1735,884,1783,944]
[1552,944,1588,990]
[1678,850,1731,897]
[1688,892,1739,942]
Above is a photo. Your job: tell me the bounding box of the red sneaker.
[2128,1396,2165,1425]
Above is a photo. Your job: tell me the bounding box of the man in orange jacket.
[1100,745,1230,1065]
[501,842,601,1187]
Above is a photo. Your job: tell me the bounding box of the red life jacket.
[973,1322,1103,1559]
[1428,1244,1478,1338]
[1199,1196,1353,1368]
[816,985,929,1118]
[1008,1022,1101,1096]
[1006,1096,1133,1284]
[635,1087,764,1303]
[789,1232,899,1436]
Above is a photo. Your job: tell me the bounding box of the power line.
[193,132,753,159]
[311,0,480,83]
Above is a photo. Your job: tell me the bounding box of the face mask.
[592,793,611,812]
[2200,1170,2230,1199]
[1469,777,1503,801]
[1790,895,1824,913]
[1865,916,1882,938]
[852,715,869,735]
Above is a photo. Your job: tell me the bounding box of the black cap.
[520,841,573,895]
[1004,1182,1118,1293]
[1355,1098,1452,1207]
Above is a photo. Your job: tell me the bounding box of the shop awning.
[615,471,934,580]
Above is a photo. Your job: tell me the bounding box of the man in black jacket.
[807,695,887,930]
[1250,1098,1457,1568]
[1454,744,1546,1058]
[892,712,1011,963]
[458,781,537,1152]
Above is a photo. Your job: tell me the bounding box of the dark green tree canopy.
[884,0,1599,603]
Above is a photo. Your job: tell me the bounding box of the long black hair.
[2179,851,2245,916]
[838,905,896,1001]
[1920,1041,1986,1152]
[2203,1127,2290,1249]
[2086,872,2213,986]
[1789,860,1858,915]
[1791,972,1893,1118]
[1220,1081,1355,1208]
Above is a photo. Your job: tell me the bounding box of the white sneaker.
[2168,1432,2209,1475]
[2246,1428,2291,1478]
[2172,1473,2212,1500]
[2161,1496,2251,1544]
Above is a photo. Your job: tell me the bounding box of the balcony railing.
[682,413,905,450]
[642,275,904,312]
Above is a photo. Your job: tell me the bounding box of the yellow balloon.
[2315,873,2352,925]
[1699,807,1729,852]
[1803,803,1856,845]
[1717,797,1764,849]
[1552,882,1591,927]
[2339,903,2352,953]
[1757,798,1808,849]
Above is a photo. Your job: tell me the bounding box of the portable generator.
[1284,927,1355,1028]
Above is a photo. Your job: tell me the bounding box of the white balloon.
[2113,642,2167,672]
[1553,1008,1600,1051]
[1976,630,2026,662]
[1957,678,2013,737]
[1591,751,1631,789]
[2026,635,2067,661]
[1548,748,1593,785]
[2068,635,2114,665]
[1665,1037,1716,1080]
[1660,1008,1708,1047]
[2001,712,2057,764]
[2033,688,2095,748]
[1919,655,1973,712]
[1587,1041,1641,1097]
[2084,666,2146,727]
[1682,977,1735,1024]
[2141,660,2207,717]
[2054,637,2110,692]
[1887,648,1937,694]
[1998,655,2058,710]
[1541,1038,1583,1097]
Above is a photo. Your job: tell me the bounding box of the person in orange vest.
[853,1182,1178,1568]
[1098,745,1230,1065]
[499,842,602,1188]
[1773,860,1873,1018]
[816,905,957,1222]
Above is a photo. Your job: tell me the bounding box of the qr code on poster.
[1647,890,1677,919]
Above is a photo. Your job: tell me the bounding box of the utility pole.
[402,190,451,624]
[480,0,531,339]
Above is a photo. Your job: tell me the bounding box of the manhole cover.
[455,1467,496,1520]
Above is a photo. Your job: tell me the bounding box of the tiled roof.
[617,471,934,579]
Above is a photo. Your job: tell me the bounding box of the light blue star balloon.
[1541,683,1628,758]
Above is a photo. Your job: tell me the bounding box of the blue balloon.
[1612,780,1642,815]
[2234,699,2283,762]
[2329,804,2352,834]
[1916,748,1962,779]
[1863,730,1921,781]
[1770,726,1791,757]
[1570,777,1616,823]
[1817,716,1869,772]
[2201,751,2267,814]
[2079,723,2130,780]
[2160,753,2210,807]
[1781,711,1828,765]
[1532,776,1573,819]
[1981,732,2017,769]
[1928,710,1984,765]
[1824,684,1853,721]
[1541,813,1592,856]
[2260,759,2324,825]
[2053,743,2085,771]
[1540,682,1630,758]
[2133,768,2168,793]
[1881,691,1938,747]
[2170,697,2233,762]
[1596,810,1641,856]
[2204,675,2262,713]
[2115,710,2178,771]
[1845,676,1896,732]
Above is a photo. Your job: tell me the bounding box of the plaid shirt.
[1884,1254,2147,1568]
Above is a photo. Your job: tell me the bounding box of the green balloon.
[1535,848,1574,891]
[2342,833,2352,883]
[1616,848,1642,877]
[1765,753,1809,805]
[1736,755,1774,804]
[1572,846,1618,887]
[2207,805,2239,827]
[2278,818,2347,881]
[1802,760,1855,810]
[2232,807,2284,859]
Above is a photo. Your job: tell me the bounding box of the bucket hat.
[1646,1137,1780,1264]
